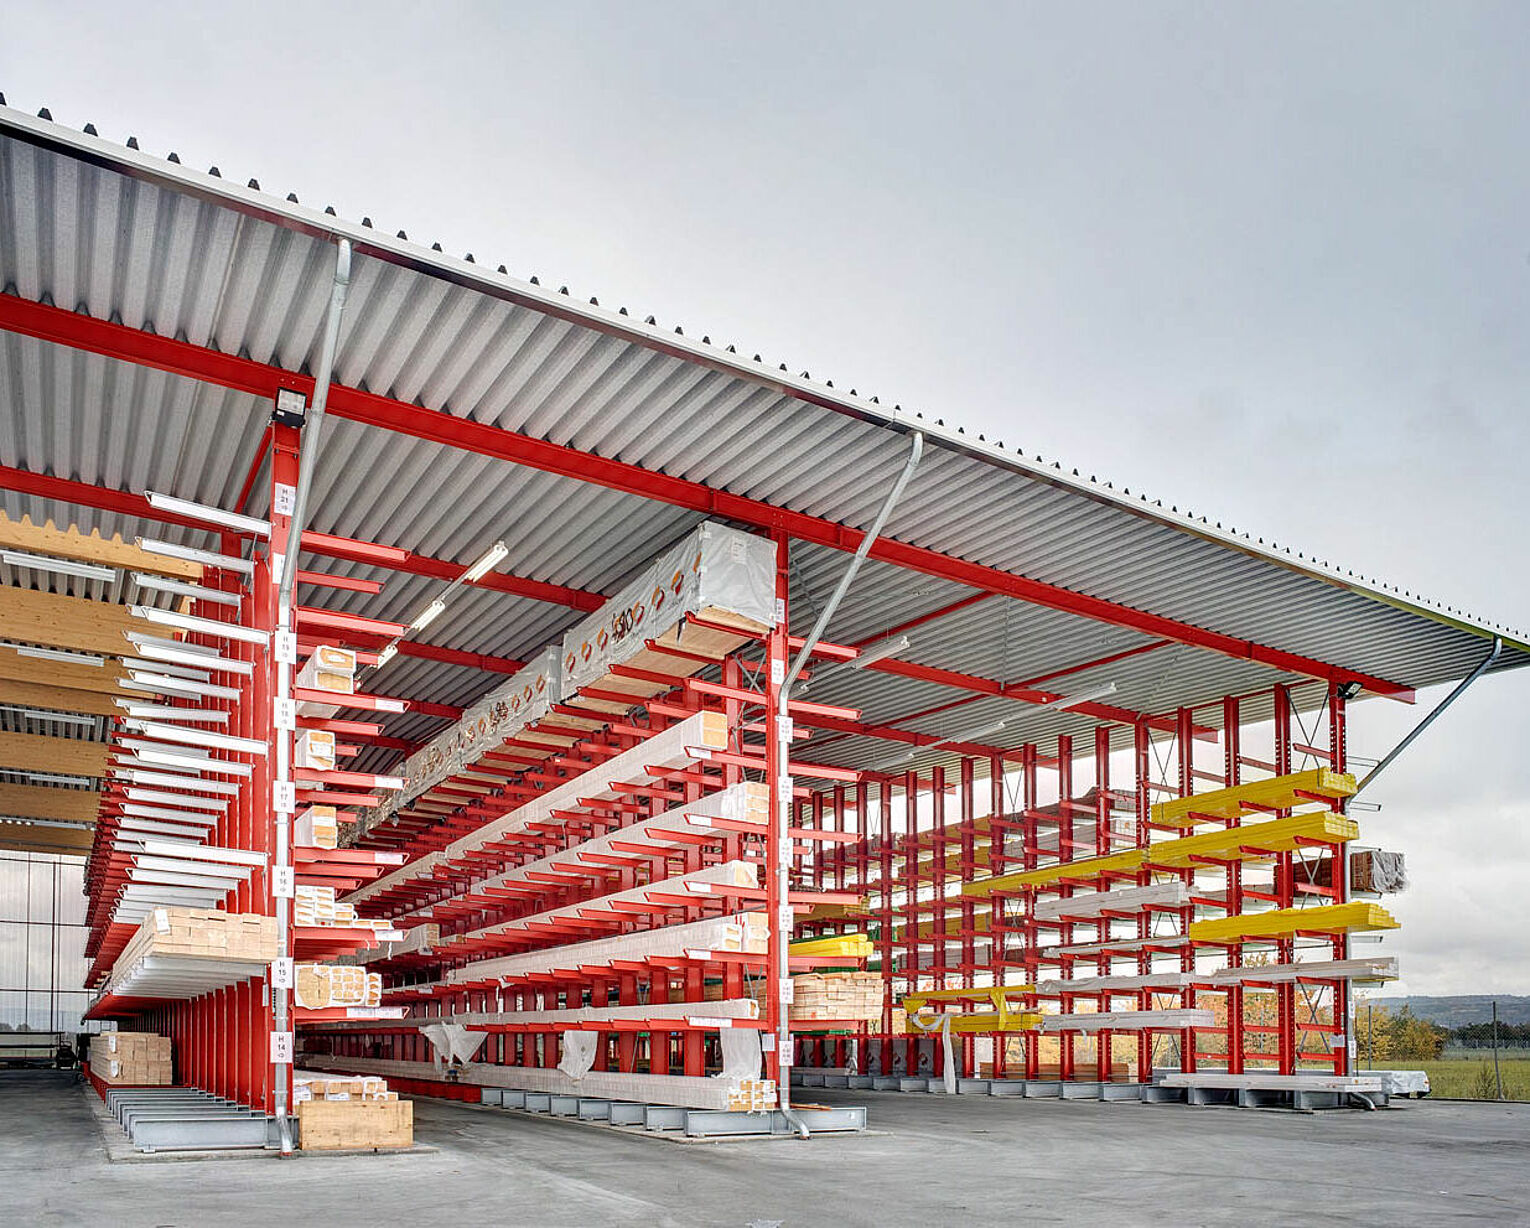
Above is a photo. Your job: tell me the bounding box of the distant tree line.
[1450,1020,1530,1049]
[1357,1004,1530,1061]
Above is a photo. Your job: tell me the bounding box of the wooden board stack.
[294,964,383,1010]
[293,1071,397,1102]
[294,885,358,927]
[296,805,339,850]
[296,1099,413,1150]
[764,971,884,1022]
[89,1031,172,1085]
[296,645,359,718]
[101,908,278,993]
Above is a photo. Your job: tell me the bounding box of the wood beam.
[0,645,132,695]
[0,822,94,856]
[0,782,100,822]
[0,682,118,717]
[0,731,109,777]
[0,512,201,578]
[0,585,151,656]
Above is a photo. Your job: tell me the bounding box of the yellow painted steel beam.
[906,1009,1043,1034]
[0,782,100,823]
[902,985,1034,1009]
[963,847,1147,897]
[0,681,120,717]
[0,512,201,578]
[1146,811,1359,869]
[1189,901,1398,943]
[0,585,153,656]
[1150,768,1357,828]
[0,731,108,777]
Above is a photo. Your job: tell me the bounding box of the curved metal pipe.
[783,431,924,695]
[776,430,924,1140]
[1353,635,1502,799]
[276,238,351,620]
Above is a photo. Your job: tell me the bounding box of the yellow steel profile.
[1189,901,1399,943]
[962,847,1146,897]
[1146,811,1359,869]
[1150,768,1357,828]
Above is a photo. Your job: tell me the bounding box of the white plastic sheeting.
[560,521,775,694]
[556,1030,598,1080]
[362,646,562,828]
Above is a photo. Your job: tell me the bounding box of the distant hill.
[1368,996,1530,1027]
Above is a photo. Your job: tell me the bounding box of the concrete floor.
[5,1070,1530,1226]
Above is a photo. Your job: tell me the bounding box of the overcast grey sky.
[3,2,1527,995]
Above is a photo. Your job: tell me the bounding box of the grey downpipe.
[276,237,351,616]
[777,430,923,1139]
[782,431,924,694]
[272,238,351,1155]
[1352,635,1502,799]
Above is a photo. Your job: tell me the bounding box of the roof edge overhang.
[2,104,1524,659]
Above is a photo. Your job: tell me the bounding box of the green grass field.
[1375,1056,1530,1100]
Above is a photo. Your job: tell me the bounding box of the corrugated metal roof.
[0,104,1525,784]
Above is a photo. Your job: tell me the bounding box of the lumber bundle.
[96,908,277,1002]
[295,645,359,718]
[765,971,884,1022]
[556,520,775,717]
[300,1054,777,1112]
[294,1070,397,1102]
[442,912,770,987]
[89,1031,172,1085]
[296,1098,413,1150]
[295,963,382,1010]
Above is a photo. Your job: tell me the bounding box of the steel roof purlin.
[0,292,1438,702]
[1,100,1528,768]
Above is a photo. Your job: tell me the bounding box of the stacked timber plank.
[294,1070,398,1102]
[295,645,359,718]
[296,1098,413,1150]
[89,1031,172,1086]
[97,908,277,1002]
[768,972,884,1023]
[294,963,383,1010]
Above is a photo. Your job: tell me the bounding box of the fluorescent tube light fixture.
[463,540,509,582]
[1041,682,1118,710]
[0,706,97,728]
[16,770,95,787]
[144,491,271,537]
[847,635,911,670]
[409,598,447,632]
[5,643,106,667]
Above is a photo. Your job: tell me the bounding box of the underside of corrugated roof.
[0,104,1525,782]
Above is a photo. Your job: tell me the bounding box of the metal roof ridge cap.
[2,104,1524,651]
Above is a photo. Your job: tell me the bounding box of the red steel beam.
[0,461,602,612]
[0,295,1413,701]
[849,592,993,648]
